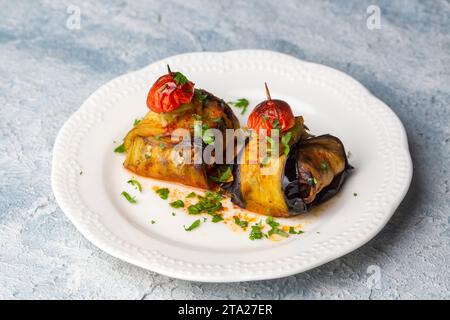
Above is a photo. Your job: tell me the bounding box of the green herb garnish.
[209,166,232,183]
[121,191,136,204]
[114,143,125,153]
[186,192,196,198]
[234,217,248,229]
[272,119,280,130]
[156,188,169,200]
[212,214,224,223]
[133,118,141,126]
[184,219,201,231]
[249,221,264,240]
[151,220,156,224]
[187,191,224,215]
[289,226,304,235]
[169,199,184,208]
[281,132,292,156]
[228,98,249,115]
[127,179,142,192]
[172,212,176,216]
[320,161,329,172]
[195,90,208,104]
[266,216,289,237]
[202,130,215,145]
[173,72,189,85]
[353,192,358,197]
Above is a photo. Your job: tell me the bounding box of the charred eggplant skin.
[226,132,352,217]
[282,134,353,214]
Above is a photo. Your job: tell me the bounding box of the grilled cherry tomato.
[247,83,295,134]
[146,68,194,113]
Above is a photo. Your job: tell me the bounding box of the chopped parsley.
[186,192,196,198]
[202,129,215,145]
[121,191,136,204]
[169,199,184,208]
[193,119,215,145]
[234,217,248,229]
[159,142,166,149]
[266,216,289,237]
[289,226,304,235]
[209,166,232,183]
[114,143,125,153]
[133,118,141,126]
[184,219,201,231]
[187,191,223,215]
[144,153,151,159]
[127,179,142,192]
[272,119,280,130]
[320,161,329,172]
[228,98,249,115]
[266,136,276,151]
[211,214,224,223]
[156,188,169,200]
[195,90,208,104]
[281,132,292,156]
[249,221,264,240]
[173,72,189,85]
[172,212,176,216]
[353,192,358,197]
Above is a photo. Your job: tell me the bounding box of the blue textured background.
[0,0,449,299]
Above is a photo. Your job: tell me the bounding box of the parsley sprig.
[170,200,185,208]
[127,179,142,192]
[228,98,249,115]
[173,72,189,85]
[249,221,264,240]
[187,191,224,215]
[266,216,289,237]
[156,188,169,200]
[184,219,201,231]
[281,132,292,156]
[121,191,137,204]
[114,143,125,153]
[234,216,248,229]
[209,166,232,183]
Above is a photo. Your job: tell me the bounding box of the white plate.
[52,50,412,282]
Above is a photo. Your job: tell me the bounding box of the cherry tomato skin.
[146,74,194,113]
[247,99,295,134]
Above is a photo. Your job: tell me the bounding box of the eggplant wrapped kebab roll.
[224,84,352,217]
[122,68,240,189]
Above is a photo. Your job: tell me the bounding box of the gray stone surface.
[0,0,449,299]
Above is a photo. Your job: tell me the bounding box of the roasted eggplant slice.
[225,133,352,217]
[123,89,240,188]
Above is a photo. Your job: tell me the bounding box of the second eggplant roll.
[225,133,352,217]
